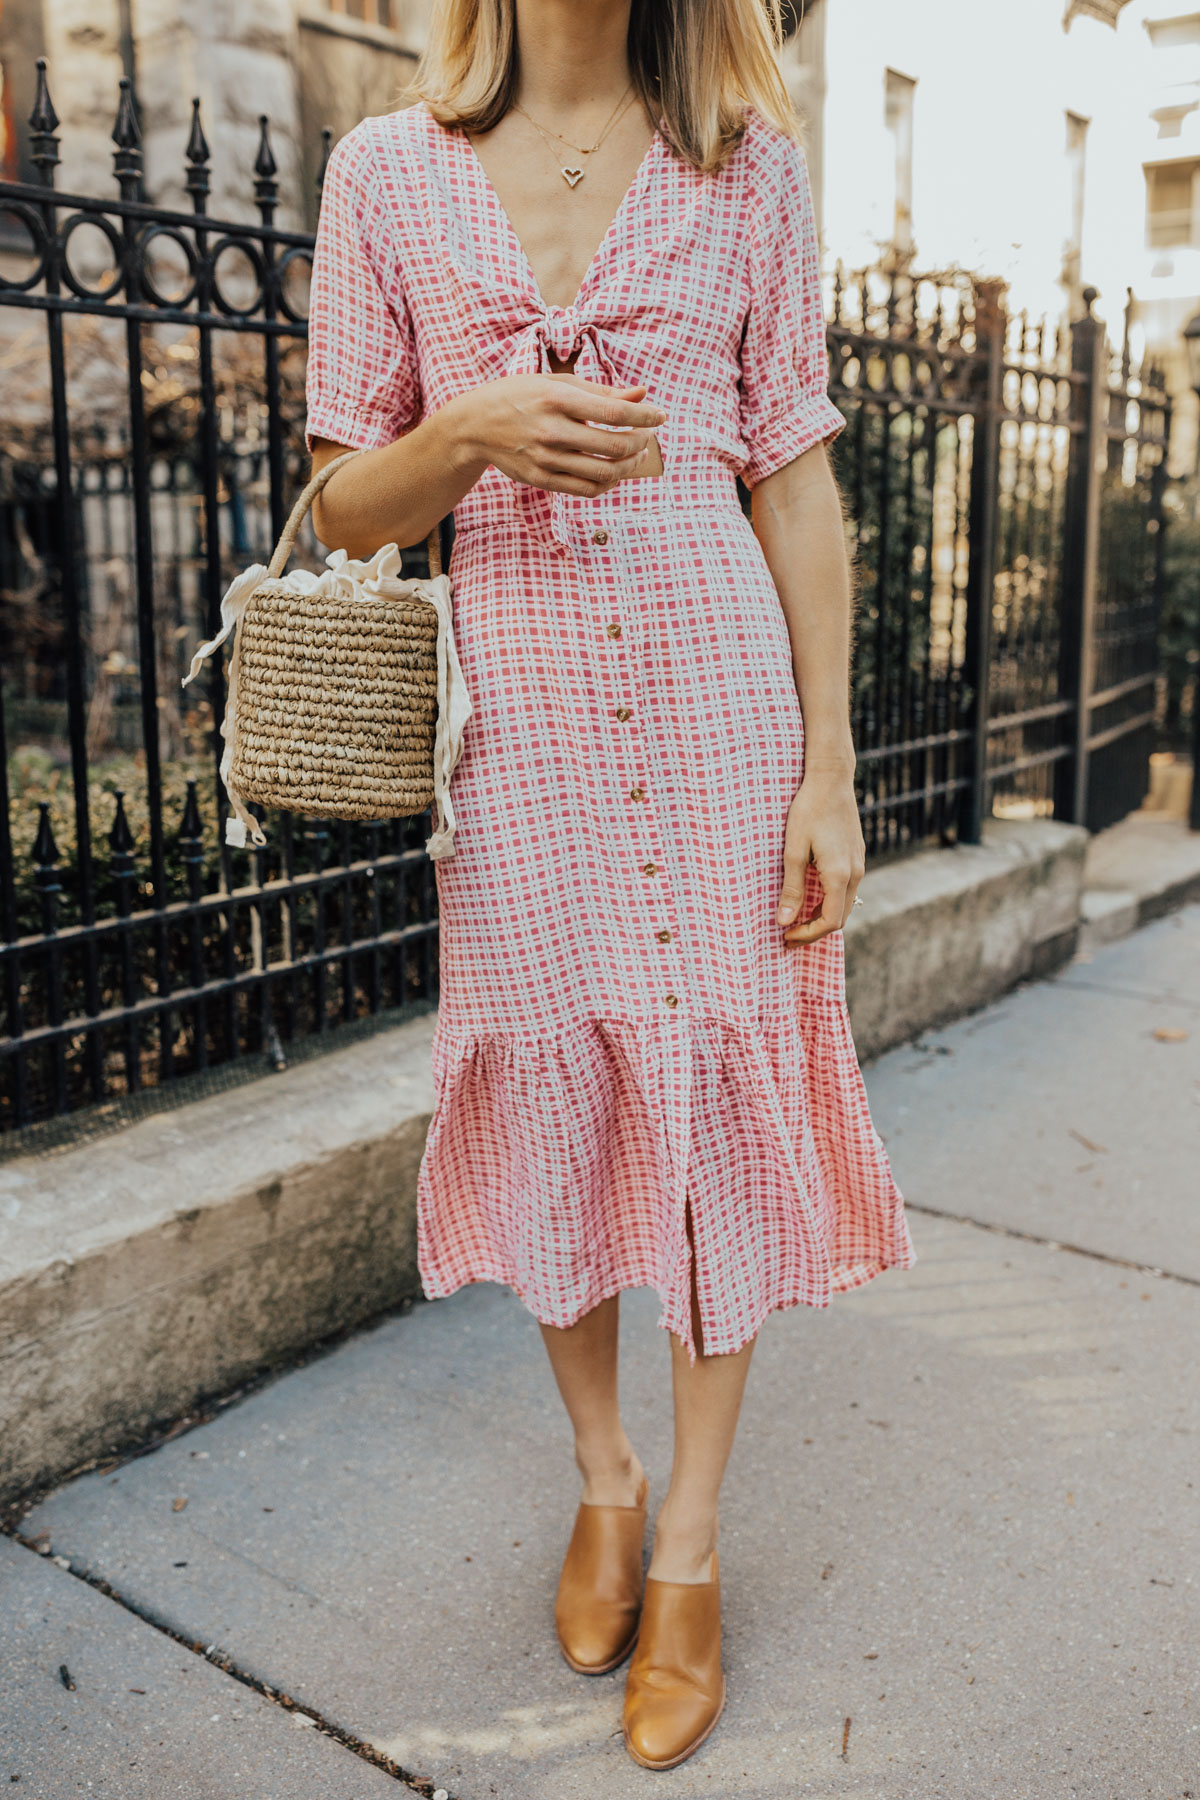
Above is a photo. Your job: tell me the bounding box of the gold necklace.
[512,86,636,188]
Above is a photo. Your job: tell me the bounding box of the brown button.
[642,862,658,877]
[606,623,622,639]
[591,528,609,545]
[664,993,679,1008]
[615,706,632,722]
[629,786,646,802]
[656,929,672,943]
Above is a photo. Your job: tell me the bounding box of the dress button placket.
[591,522,684,1017]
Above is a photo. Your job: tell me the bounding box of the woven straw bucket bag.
[182,448,472,859]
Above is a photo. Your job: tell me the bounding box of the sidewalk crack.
[904,1201,1200,1288]
[3,1530,457,1800]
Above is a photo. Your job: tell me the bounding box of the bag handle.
[267,447,444,580]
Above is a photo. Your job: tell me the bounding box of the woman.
[305,0,916,1770]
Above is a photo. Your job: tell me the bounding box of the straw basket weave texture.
[229,578,439,819]
[182,448,473,859]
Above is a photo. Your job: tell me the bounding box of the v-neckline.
[453,112,663,315]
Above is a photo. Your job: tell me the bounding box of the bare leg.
[648,1211,757,1583]
[540,1296,645,1506]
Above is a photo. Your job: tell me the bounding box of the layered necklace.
[512,84,637,188]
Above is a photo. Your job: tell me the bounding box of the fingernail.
[777,904,797,925]
[639,446,649,460]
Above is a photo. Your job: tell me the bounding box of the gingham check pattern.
[305,101,917,1358]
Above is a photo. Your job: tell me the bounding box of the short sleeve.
[737,134,845,487]
[304,129,420,455]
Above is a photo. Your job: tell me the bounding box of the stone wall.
[19,0,432,226]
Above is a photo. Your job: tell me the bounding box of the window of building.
[884,67,916,251]
[326,0,393,27]
[1145,159,1200,249]
[1146,11,1200,69]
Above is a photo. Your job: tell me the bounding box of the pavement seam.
[903,1200,1199,1287]
[1055,974,1200,1010]
[3,1528,458,1800]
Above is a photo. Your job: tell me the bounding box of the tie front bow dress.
[305,99,917,1360]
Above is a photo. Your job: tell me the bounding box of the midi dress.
[304,99,917,1361]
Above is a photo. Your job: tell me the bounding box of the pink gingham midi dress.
[305,100,916,1360]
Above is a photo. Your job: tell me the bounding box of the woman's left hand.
[776,770,866,944]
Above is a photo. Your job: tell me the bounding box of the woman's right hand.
[444,374,665,498]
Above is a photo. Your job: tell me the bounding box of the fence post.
[1054,287,1107,825]
[958,277,1006,845]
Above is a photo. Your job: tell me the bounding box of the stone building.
[0,0,429,227]
[793,0,1199,467]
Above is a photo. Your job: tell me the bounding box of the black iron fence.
[826,268,1172,852]
[1,67,440,1138]
[0,67,1175,1135]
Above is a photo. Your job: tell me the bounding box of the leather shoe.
[555,1473,649,1674]
[622,1550,725,1769]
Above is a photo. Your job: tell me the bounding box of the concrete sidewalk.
[4,908,1198,1799]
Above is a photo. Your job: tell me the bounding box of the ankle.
[574,1437,645,1506]
[648,1498,719,1581]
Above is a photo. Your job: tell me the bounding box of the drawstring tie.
[508,308,625,549]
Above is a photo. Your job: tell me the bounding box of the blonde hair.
[407,0,801,173]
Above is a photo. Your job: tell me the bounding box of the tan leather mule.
[622,1550,725,1769]
[554,1473,649,1675]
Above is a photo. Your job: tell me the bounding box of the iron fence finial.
[186,97,211,214]
[180,779,203,833]
[31,803,62,941]
[29,59,60,184]
[112,78,144,198]
[254,115,278,181]
[179,780,204,860]
[112,78,141,150]
[255,115,279,225]
[32,802,59,872]
[109,791,135,862]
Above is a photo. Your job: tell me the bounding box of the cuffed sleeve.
[737,134,845,488]
[304,127,421,455]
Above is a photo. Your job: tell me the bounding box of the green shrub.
[6,744,219,935]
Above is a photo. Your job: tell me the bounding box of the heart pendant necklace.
[513,86,636,188]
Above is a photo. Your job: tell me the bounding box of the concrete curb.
[1,1017,436,1504]
[1079,812,1200,954]
[6,810,1187,1509]
[844,817,1087,1061]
